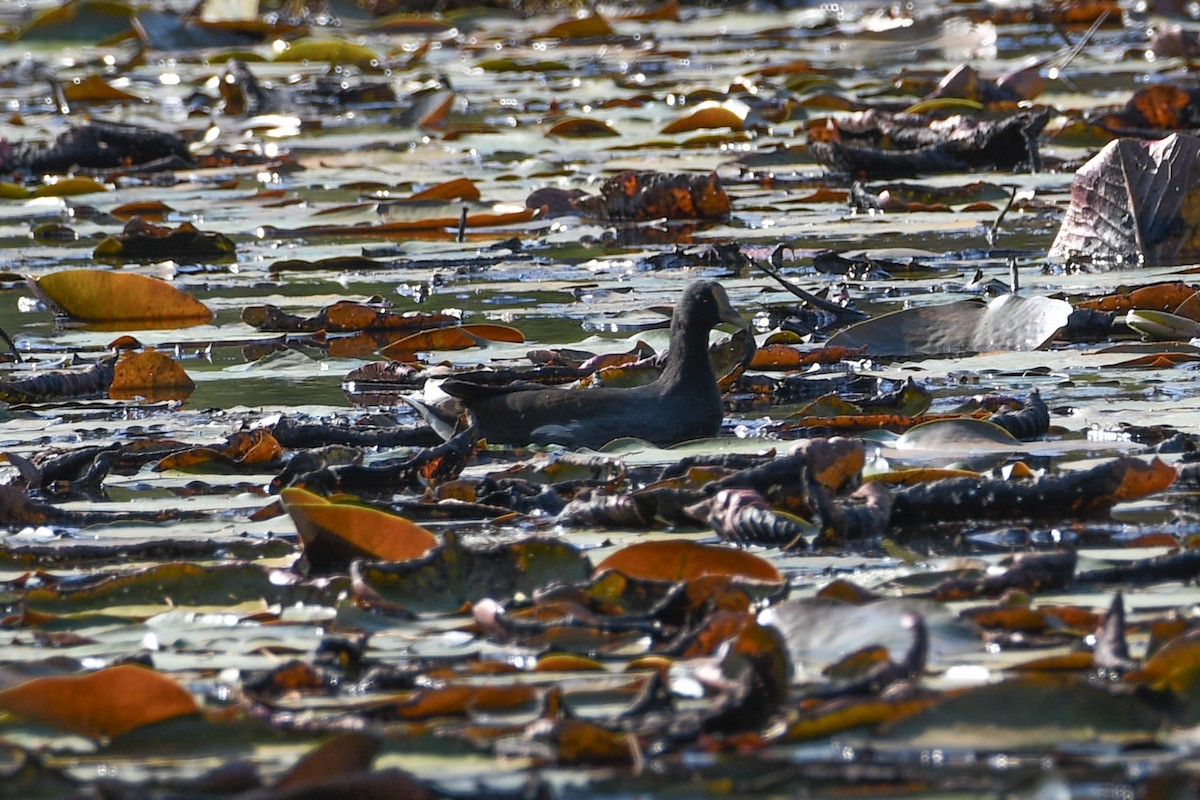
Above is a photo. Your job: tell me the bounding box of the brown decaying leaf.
[749,344,867,370]
[109,349,194,400]
[154,429,282,473]
[93,218,236,263]
[242,302,459,334]
[540,12,614,39]
[1075,281,1199,313]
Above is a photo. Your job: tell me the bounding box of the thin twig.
[0,326,22,363]
[986,186,1019,247]
[756,258,868,319]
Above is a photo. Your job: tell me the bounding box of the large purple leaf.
[1049,133,1200,265]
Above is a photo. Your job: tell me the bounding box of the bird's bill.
[714,284,751,330]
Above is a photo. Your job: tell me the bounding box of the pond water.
[3,1,1200,797]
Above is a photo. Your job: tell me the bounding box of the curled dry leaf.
[686,488,812,548]
[154,429,282,473]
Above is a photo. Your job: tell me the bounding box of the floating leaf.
[280,488,440,571]
[546,117,620,138]
[110,200,172,221]
[541,12,614,39]
[63,74,142,104]
[0,664,197,739]
[264,204,534,237]
[394,89,455,129]
[17,0,134,42]
[378,323,525,358]
[93,219,236,264]
[785,695,938,741]
[0,182,30,199]
[30,270,213,325]
[274,732,380,791]
[366,13,457,36]
[882,677,1162,748]
[354,531,591,613]
[827,295,1072,356]
[595,540,782,583]
[1111,457,1176,502]
[154,429,282,473]
[109,349,194,401]
[275,38,381,66]
[410,178,481,202]
[895,417,1021,450]
[1075,281,1199,313]
[662,100,749,134]
[21,562,311,614]
[1125,309,1200,340]
[30,177,109,197]
[761,597,982,680]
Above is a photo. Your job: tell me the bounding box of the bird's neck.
[658,321,714,388]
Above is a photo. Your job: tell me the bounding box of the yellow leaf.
[0,182,31,199]
[30,177,109,198]
[32,270,213,324]
[541,12,614,39]
[662,100,749,134]
[275,38,381,66]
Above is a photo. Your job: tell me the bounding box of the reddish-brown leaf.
[0,664,197,739]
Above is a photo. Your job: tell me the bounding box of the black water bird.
[431,280,750,450]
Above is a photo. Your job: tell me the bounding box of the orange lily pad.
[0,664,198,740]
[595,540,782,583]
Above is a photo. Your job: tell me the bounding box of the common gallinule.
[436,279,749,449]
